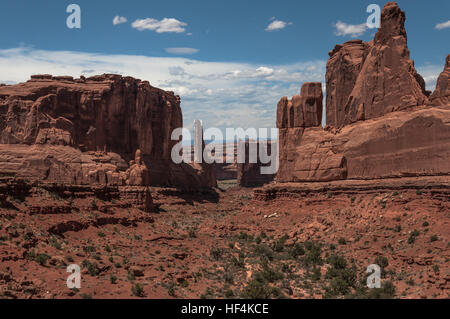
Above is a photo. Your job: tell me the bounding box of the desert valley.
[0,2,448,299]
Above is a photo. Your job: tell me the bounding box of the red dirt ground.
[0,177,448,299]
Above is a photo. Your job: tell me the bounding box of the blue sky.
[0,0,449,131]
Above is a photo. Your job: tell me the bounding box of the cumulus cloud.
[334,21,367,37]
[265,19,291,32]
[0,47,326,131]
[113,16,127,25]
[435,20,450,30]
[131,18,187,33]
[165,47,199,55]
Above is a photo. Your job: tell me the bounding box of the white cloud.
[334,21,367,37]
[165,47,199,55]
[1,47,440,131]
[168,66,186,76]
[0,47,325,131]
[435,20,450,30]
[131,18,187,33]
[265,20,291,32]
[417,64,443,91]
[113,16,127,25]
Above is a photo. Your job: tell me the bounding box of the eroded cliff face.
[0,74,181,159]
[277,82,335,182]
[0,74,215,188]
[326,40,370,128]
[277,82,323,129]
[326,2,428,128]
[277,108,450,183]
[276,2,450,184]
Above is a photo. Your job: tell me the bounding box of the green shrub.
[324,255,357,297]
[272,235,288,252]
[349,281,396,299]
[301,241,323,267]
[258,265,284,283]
[408,230,420,244]
[35,253,51,266]
[254,244,274,261]
[131,283,145,297]
[241,278,282,299]
[310,267,321,281]
[81,260,100,276]
[168,283,176,297]
[210,248,223,261]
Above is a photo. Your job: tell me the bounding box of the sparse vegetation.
[131,283,145,297]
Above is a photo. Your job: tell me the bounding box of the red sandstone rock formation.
[276,2,450,183]
[277,107,450,182]
[0,74,215,188]
[326,40,370,127]
[277,82,323,129]
[0,74,181,158]
[430,55,450,106]
[326,2,428,127]
[124,150,150,186]
[276,82,327,181]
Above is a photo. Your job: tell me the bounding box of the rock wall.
[276,2,450,184]
[277,82,323,129]
[277,107,450,183]
[0,74,215,188]
[326,40,370,127]
[326,2,428,127]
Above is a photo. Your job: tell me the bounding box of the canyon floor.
[0,177,449,299]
